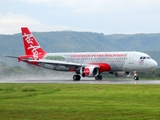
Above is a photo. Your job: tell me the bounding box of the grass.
[0,84,160,120]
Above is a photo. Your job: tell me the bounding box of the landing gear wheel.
[95,75,102,80]
[82,73,85,77]
[133,71,139,80]
[134,76,139,80]
[73,75,81,81]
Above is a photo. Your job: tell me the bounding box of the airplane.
[6,27,158,81]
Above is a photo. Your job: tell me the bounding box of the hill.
[0,31,160,66]
[106,34,160,51]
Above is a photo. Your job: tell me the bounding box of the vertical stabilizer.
[21,27,46,60]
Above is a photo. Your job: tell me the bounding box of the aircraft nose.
[151,60,158,69]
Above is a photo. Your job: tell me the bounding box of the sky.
[1,0,160,35]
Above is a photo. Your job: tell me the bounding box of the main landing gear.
[73,74,103,81]
[95,74,102,80]
[134,71,139,80]
[73,74,81,81]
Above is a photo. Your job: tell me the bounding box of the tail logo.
[23,33,40,60]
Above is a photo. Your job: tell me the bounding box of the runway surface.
[0,79,160,84]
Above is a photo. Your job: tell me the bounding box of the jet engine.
[80,66,99,77]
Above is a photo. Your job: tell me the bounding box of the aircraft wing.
[28,59,85,67]
[28,59,100,68]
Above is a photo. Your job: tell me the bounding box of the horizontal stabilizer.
[4,56,32,61]
[4,56,19,58]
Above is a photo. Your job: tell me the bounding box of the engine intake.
[81,66,99,77]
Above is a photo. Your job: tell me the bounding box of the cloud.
[10,0,160,13]
[6,0,160,15]
[2,1,160,34]
[0,13,96,34]
[0,13,71,34]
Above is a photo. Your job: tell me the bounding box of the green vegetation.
[0,84,160,120]
[45,55,66,61]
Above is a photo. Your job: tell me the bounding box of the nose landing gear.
[134,71,139,80]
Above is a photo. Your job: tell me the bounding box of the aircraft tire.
[73,75,81,81]
[134,76,139,80]
[95,75,102,80]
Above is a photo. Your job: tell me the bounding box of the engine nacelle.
[81,66,99,77]
[110,71,131,77]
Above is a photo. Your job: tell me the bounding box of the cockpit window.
[140,56,151,59]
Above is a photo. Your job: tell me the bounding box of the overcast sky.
[1,0,160,34]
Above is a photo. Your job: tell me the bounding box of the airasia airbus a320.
[6,27,157,81]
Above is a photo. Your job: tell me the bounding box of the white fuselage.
[42,51,157,72]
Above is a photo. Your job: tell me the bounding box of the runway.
[0,79,160,84]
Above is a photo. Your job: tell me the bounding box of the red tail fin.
[21,27,46,60]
